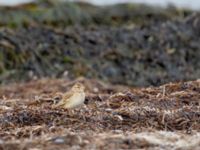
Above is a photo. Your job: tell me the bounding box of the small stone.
[53,137,65,144]
[0,139,4,144]
[93,87,99,92]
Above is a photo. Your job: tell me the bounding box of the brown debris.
[0,78,199,149]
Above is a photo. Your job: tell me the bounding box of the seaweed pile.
[0,1,200,149]
[0,78,199,149]
[0,12,200,86]
[0,1,199,86]
[0,1,192,27]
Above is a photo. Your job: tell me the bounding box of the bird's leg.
[80,105,87,121]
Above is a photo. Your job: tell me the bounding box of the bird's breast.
[65,92,85,108]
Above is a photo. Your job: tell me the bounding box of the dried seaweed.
[0,78,199,149]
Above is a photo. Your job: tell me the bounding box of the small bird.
[53,83,85,109]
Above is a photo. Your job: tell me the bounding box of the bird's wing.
[63,91,74,101]
[54,91,73,108]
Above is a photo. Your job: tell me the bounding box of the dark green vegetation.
[0,0,199,86]
[0,1,192,27]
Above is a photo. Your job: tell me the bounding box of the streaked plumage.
[53,83,85,109]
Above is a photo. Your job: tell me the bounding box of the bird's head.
[71,83,85,92]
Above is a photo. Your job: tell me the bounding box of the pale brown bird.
[53,83,85,109]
